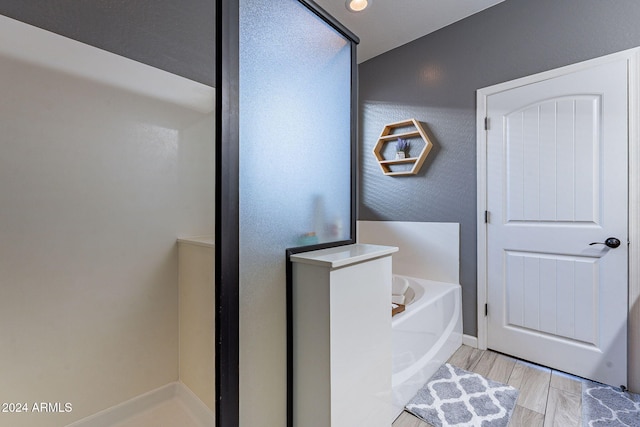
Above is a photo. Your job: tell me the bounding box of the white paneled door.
[485,59,629,387]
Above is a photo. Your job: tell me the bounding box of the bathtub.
[391,275,463,420]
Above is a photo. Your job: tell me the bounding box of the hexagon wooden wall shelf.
[372,118,433,176]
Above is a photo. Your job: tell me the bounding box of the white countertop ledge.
[290,243,398,269]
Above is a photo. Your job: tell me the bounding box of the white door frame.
[476,47,640,392]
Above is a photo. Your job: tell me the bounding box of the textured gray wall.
[358,0,640,336]
[0,0,215,86]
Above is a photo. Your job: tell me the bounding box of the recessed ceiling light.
[346,0,369,12]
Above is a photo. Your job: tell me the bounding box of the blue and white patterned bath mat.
[405,363,519,427]
[582,380,640,427]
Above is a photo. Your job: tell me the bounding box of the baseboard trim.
[65,382,214,427]
[66,383,175,427]
[176,382,215,426]
[463,334,478,348]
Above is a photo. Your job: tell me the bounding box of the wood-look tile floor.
[393,345,582,427]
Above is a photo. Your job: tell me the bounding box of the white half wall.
[178,238,215,412]
[357,221,460,284]
[0,16,214,426]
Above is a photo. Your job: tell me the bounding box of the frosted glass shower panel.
[239,0,352,249]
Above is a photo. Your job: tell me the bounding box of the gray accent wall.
[0,0,214,86]
[358,0,640,336]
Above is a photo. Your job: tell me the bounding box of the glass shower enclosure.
[216,0,358,424]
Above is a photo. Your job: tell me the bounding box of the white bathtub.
[391,275,463,420]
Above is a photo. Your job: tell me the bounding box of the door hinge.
[485,303,488,316]
[484,117,489,130]
[484,210,489,223]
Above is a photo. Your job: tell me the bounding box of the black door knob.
[589,237,621,249]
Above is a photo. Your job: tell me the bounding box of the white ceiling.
[313,0,505,63]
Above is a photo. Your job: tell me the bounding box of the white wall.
[0,19,214,427]
[357,221,460,284]
[178,238,215,412]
